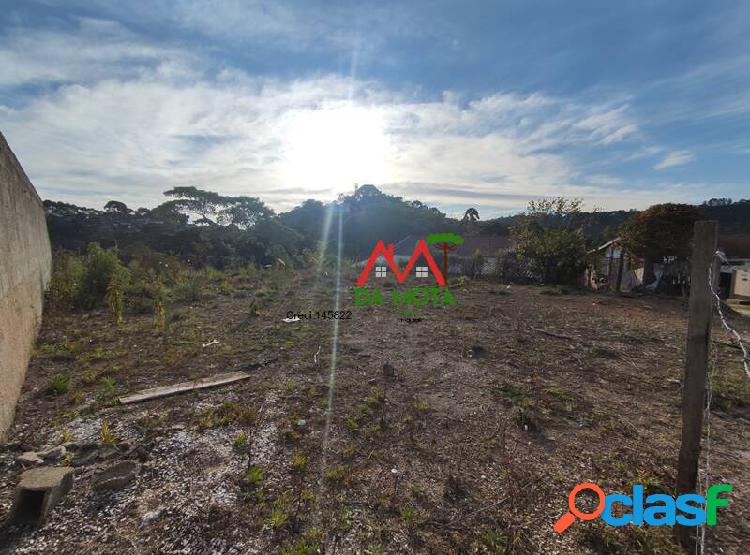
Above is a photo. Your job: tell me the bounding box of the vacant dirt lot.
[1,267,748,554]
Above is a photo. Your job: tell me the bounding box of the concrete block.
[10,466,74,524]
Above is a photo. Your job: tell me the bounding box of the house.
[584,238,640,291]
[718,233,750,299]
[585,233,750,298]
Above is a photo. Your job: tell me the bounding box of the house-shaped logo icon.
[356,239,446,286]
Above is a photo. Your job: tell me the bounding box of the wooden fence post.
[676,220,718,549]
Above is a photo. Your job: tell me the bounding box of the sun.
[279,103,389,194]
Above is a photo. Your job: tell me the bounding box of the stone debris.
[16,451,43,466]
[92,460,142,491]
[10,466,74,524]
[38,445,66,461]
[71,443,99,466]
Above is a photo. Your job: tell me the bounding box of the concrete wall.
[0,132,51,441]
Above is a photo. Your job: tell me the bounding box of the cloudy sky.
[1,1,749,217]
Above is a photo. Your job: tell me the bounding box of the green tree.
[620,203,703,284]
[163,186,229,225]
[511,197,588,284]
[218,196,273,229]
[427,232,464,278]
[77,243,130,309]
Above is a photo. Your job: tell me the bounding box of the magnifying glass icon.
[553,482,606,533]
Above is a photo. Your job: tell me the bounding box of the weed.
[99,421,117,445]
[266,507,289,530]
[99,376,117,401]
[69,390,85,404]
[323,464,348,483]
[540,285,565,295]
[366,387,385,406]
[46,373,71,396]
[172,273,206,303]
[280,528,323,555]
[47,250,84,308]
[233,431,249,451]
[81,369,99,385]
[38,342,73,361]
[197,402,257,429]
[59,428,75,444]
[291,452,308,474]
[400,505,423,528]
[154,299,166,331]
[481,527,511,554]
[138,413,168,435]
[245,465,264,487]
[105,267,129,324]
[414,399,431,411]
[344,416,359,432]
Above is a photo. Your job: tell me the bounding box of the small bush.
[290,452,308,474]
[197,402,257,429]
[77,243,129,309]
[105,267,129,324]
[233,432,249,451]
[173,273,206,303]
[245,465,264,487]
[99,421,117,445]
[540,285,565,295]
[99,377,117,402]
[46,373,71,395]
[47,250,84,308]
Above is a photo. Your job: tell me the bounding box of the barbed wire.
[697,251,749,554]
[709,251,750,378]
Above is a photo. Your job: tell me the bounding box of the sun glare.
[280,104,389,194]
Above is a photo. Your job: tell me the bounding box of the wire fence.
[697,251,749,554]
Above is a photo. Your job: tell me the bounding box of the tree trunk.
[443,247,449,279]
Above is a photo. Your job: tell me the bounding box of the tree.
[462,208,480,223]
[218,196,273,229]
[620,203,703,284]
[427,232,464,278]
[163,186,229,225]
[511,197,588,284]
[149,200,189,225]
[104,200,131,214]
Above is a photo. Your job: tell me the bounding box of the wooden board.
[118,371,251,404]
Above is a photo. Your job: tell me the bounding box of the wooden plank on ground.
[118,371,251,404]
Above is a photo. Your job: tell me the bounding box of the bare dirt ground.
[1,267,748,554]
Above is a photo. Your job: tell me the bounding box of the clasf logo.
[553,483,733,533]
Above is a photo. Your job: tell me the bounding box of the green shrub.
[540,285,565,295]
[105,267,129,324]
[48,250,84,308]
[172,273,206,302]
[46,373,71,395]
[77,243,129,309]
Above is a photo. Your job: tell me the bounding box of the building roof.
[392,234,515,258]
[718,233,750,259]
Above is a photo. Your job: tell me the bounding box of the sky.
[1,1,749,218]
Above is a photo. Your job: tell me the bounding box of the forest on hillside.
[44,186,750,269]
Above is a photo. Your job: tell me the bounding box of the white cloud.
[654,150,694,170]
[0,18,198,87]
[0,21,711,215]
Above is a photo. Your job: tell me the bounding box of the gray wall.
[0,132,51,441]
